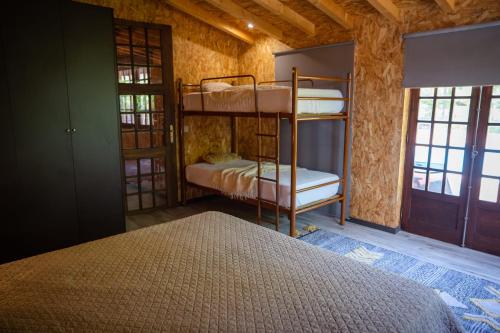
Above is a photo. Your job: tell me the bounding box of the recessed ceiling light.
[247,22,254,29]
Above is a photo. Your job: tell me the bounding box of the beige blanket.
[211,162,291,198]
[0,211,463,332]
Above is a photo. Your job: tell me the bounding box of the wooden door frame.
[401,88,480,244]
[114,19,178,212]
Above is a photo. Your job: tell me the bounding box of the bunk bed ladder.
[256,112,281,231]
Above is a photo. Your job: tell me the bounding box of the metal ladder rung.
[256,155,277,161]
[256,133,278,138]
[258,198,279,206]
[256,176,276,182]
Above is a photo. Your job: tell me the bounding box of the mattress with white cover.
[183,85,344,114]
[186,159,340,208]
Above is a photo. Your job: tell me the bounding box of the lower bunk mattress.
[0,211,463,332]
[186,159,340,208]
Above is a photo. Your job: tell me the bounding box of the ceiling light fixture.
[247,22,254,29]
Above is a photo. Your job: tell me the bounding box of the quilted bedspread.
[0,211,463,332]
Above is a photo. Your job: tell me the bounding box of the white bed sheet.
[185,159,340,208]
[183,85,344,114]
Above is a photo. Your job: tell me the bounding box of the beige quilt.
[211,162,290,199]
[0,211,463,332]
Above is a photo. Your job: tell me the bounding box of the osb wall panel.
[237,37,290,160]
[237,0,500,228]
[76,0,240,167]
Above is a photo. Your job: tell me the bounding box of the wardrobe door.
[1,0,79,263]
[62,1,125,241]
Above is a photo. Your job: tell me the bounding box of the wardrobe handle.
[65,128,71,134]
[71,128,77,133]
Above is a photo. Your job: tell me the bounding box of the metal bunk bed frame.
[177,67,352,237]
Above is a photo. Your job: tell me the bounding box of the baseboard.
[347,217,400,234]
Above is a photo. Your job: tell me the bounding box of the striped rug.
[300,230,500,333]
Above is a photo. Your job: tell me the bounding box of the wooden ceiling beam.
[165,0,255,44]
[306,0,352,30]
[434,0,455,12]
[365,0,401,22]
[251,0,315,36]
[204,0,283,40]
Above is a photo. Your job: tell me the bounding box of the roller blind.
[403,21,500,88]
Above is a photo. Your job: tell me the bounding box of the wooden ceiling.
[164,0,456,46]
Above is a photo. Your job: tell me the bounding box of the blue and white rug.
[300,230,500,333]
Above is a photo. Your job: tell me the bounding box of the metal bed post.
[231,116,238,155]
[177,79,187,205]
[340,73,352,225]
[290,67,299,237]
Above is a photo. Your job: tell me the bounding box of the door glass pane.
[148,29,161,47]
[151,95,164,111]
[116,45,131,65]
[115,26,129,45]
[149,48,162,66]
[120,95,134,112]
[132,47,147,65]
[126,177,138,194]
[430,147,445,170]
[141,176,153,192]
[152,113,165,130]
[428,171,443,193]
[445,173,462,196]
[455,86,472,97]
[134,67,149,84]
[150,67,163,84]
[479,177,499,203]
[485,126,500,150]
[447,149,464,172]
[449,124,467,148]
[437,87,452,97]
[132,27,146,46]
[482,152,500,177]
[414,146,429,168]
[434,99,451,121]
[489,98,500,123]
[125,160,138,177]
[137,131,151,148]
[416,123,431,144]
[418,99,433,121]
[493,85,500,96]
[118,66,133,83]
[140,158,152,175]
[136,95,149,112]
[142,193,154,209]
[452,99,470,122]
[127,195,139,211]
[432,123,448,146]
[412,168,427,190]
[420,88,434,97]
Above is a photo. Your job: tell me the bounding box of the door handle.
[169,125,174,144]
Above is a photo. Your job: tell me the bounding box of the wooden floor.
[127,196,500,284]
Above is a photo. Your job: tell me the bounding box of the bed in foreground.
[0,211,462,332]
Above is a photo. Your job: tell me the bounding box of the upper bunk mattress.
[183,85,344,113]
[186,159,340,208]
[0,211,463,332]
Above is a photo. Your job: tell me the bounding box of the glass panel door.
[402,87,478,244]
[115,21,176,213]
[467,86,500,255]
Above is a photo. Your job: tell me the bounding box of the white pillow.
[201,82,232,92]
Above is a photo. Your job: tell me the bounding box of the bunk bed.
[178,68,351,236]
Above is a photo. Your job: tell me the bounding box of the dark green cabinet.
[0,0,124,263]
